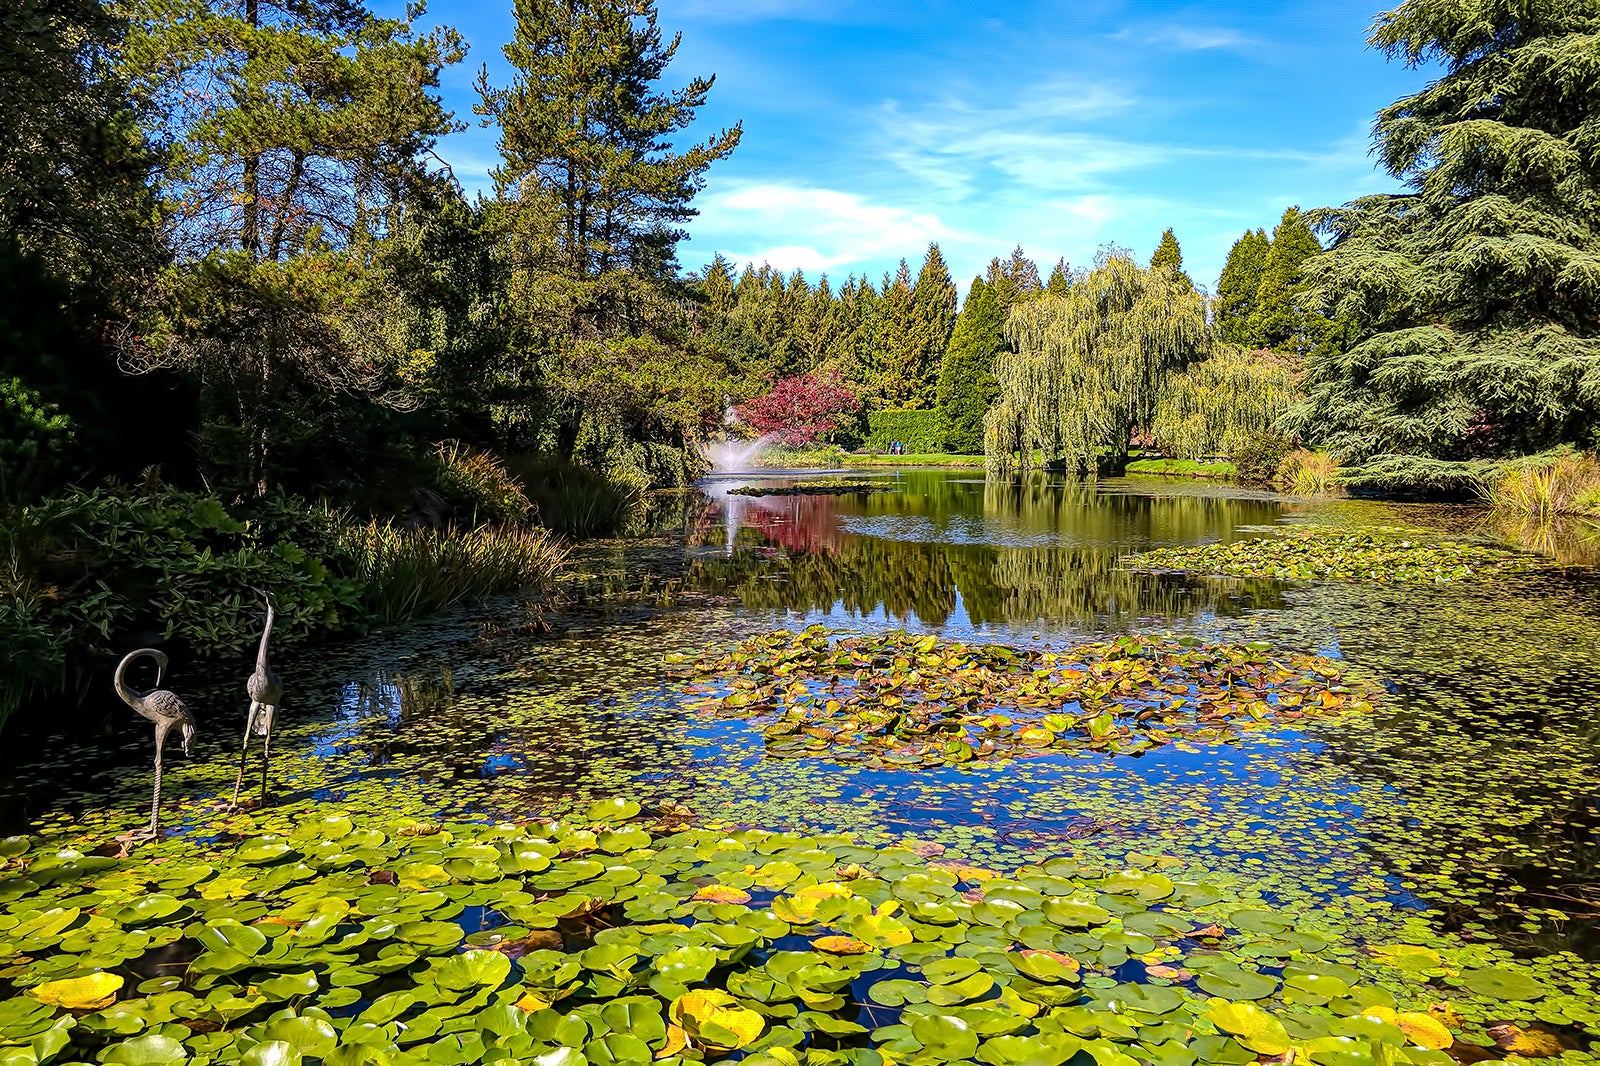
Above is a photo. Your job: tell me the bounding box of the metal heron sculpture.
[231,587,283,807]
[113,648,197,840]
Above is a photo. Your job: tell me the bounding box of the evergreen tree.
[1214,228,1271,347]
[909,243,958,410]
[1247,207,1327,354]
[1292,1,1600,462]
[475,0,741,460]
[119,0,466,493]
[986,245,1042,309]
[1150,228,1193,289]
[936,277,1005,453]
[1045,258,1073,296]
[873,260,920,407]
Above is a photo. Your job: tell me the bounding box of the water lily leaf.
[1196,966,1278,1001]
[98,1033,188,1064]
[1456,967,1549,1001]
[976,1033,1083,1066]
[1012,950,1080,984]
[257,971,319,1000]
[243,1040,304,1066]
[28,972,123,1010]
[691,885,751,905]
[909,1013,979,1061]
[532,1050,587,1066]
[669,990,764,1050]
[1112,982,1185,1016]
[1042,897,1111,928]
[434,950,512,991]
[922,956,983,985]
[236,838,294,865]
[1394,1012,1452,1050]
[1369,945,1441,971]
[587,799,642,823]
[1207,1000,1289,1055]
[813,935,869,955]
[927,971,995,1006]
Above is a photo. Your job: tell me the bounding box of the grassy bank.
[1125,458,1236,478]
[754,447,987,469]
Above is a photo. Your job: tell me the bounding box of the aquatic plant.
[727,483,890,498]
[675,627,1375,766]
[1277,451,1342,496]
[0,795,1592,1066]
[338,522,568,625]
[1132,527,1532,583]
[429,442,534,526]
[1483,452,1600,518]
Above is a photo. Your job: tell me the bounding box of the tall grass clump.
[504,455,640,538]
[340,521,568,625]
[430,442,533,525]
[1277,450,1342,496]
[1483,452,1600,517]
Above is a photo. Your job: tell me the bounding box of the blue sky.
[412,0,1434,295]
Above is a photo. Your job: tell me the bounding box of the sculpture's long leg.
[231,704,258,807]
[260,724,272,805]
[147,732,165,840]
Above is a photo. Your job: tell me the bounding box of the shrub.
[337,522,568,625]
[1277,450,1342,496]
[866,409,943,454]
[504,455,641,538]
[430,442,533,526]
[1231,431,1295,484]
[736,372,859,446]
[1483,452,1600,517]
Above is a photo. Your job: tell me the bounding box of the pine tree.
[476,0,742,335]
[936,277,1005,453]
[1045,258,1073,296]
[909,243,958,409]
[1291,2,1600,463]
[1150,228,1193,289]
[985,246,1042,310]
[1247,208,1328,355]
[1214,229,1271,347]
[119,0,466,492]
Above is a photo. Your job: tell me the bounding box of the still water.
[10,470,1600,958]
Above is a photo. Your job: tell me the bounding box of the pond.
[5,469,1600,1064]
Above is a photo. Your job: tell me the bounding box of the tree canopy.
[936,278,1006,454]
[1289,0,1600,462]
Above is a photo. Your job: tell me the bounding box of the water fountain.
[704,401,779,472]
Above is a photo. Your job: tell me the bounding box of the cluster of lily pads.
[727,484,891,498]
[671,628,1376,765]
[1129,528,1535,583]
[3,797,1591,1066]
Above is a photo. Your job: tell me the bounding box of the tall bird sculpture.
[113,649,197,840]
[232,587,283,807]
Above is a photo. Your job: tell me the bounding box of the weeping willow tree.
[1151,347,1302,458]
[986,250,1211,474]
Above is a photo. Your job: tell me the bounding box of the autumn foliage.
[736,373,859,446]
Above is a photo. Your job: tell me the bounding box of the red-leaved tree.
[736,373,860,446]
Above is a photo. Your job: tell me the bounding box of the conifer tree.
[909,243,958,409]
[119,0,466,492]
[1214,228,1271,347]
[1150,228,1193,289]
[936,277,1005,453]
[1291,0,1600,462]
[985,246,1042,310]
[1045,258,1073,296]
[1247,208,1327,354]
[873,260,920,407]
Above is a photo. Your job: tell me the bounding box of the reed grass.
[1483,453,1600,517]
[1278,450,1342,496]
[340,521,569,625]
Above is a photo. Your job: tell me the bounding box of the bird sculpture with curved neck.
[232,587,284,807]
[113,648,196,841]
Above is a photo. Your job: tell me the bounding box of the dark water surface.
[10,470,1600,959]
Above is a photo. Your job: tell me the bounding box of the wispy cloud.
[1108,23,1260,52]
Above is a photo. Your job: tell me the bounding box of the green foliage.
[0,487,365,725]
[429,443,534,526]
[1277,450,1342,496]
[988,250,1212,473]
[1290,2,1600,462]
[1045,257,1074,296]
[935,278,1005,454]
[1135,526,1531,583]
[1215,229,1271,347]
[0,377,77,498]
[1231,432,1297,485]
[866,409,944,454]
[1151,347,1301,460]
[1150,227,1193,289]
[1482,450,1600,517]
[337,521,567,626]
[504,455,642,538]
[1247,207,1330,355]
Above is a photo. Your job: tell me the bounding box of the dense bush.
[866,409,944,454]
[1232,431,1295,484]
[429,441,534,525]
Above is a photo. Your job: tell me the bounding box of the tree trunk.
[241,0,261,260]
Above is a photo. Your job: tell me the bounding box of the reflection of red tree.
[700,494,853,554]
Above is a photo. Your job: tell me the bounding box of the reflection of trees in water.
[977,476,1284,547]
[690,538,1282,629]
